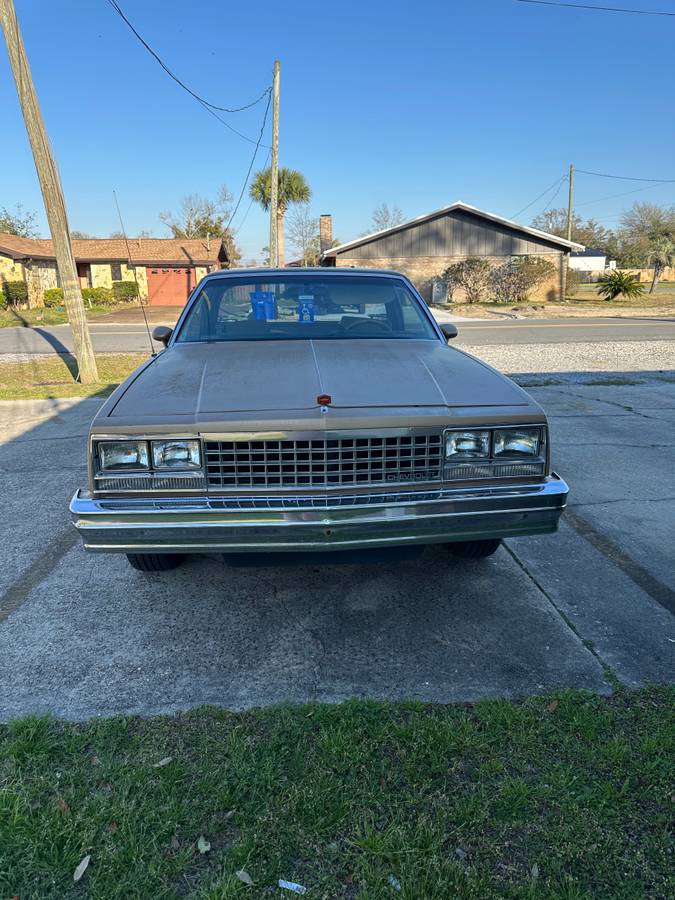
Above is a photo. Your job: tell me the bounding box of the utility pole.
[0,0,98,382]
[269,59,280,267]
[566,162,575,242]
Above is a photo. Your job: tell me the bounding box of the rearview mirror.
[440,323,458,340]
[152,325,173,347]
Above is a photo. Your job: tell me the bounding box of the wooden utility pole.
[566,163,575,242]
[269,59,280,267]
[0,0,97,382]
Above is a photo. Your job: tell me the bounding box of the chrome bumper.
[70,475,568,553]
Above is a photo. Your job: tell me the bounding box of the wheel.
[126,553,185,572]
[446,539,502,559]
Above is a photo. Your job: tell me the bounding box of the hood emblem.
[317,394,332,407]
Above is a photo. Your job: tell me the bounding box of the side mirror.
[440,323,458,340]
[152,325,173,347]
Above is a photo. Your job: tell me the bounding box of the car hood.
[107,340,530,419]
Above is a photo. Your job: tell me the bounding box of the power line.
[233,150,272,235]
[226,96,272,232]
[539,177,567,216]
[105,0,271,146]
[576,180,673,207]
[576,167,675,183]
[514,0,675,16]
[511,174,566,219]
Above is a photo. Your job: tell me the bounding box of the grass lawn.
[0,353,148,400]
[0,687,672,899]
[0,303,137,329]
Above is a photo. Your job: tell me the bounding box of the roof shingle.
[0,233,226,265]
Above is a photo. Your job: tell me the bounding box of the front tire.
[446,538,502,559]
[126,553,185,572]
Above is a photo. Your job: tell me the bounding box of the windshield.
[175,274,437,343]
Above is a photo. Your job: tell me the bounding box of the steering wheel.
[343,317,392,334]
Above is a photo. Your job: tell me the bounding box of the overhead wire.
[576,168,675,182]
[226,98,272,232]
[511,174,567,219]
[105,0,271,146]
[514,1,675,16]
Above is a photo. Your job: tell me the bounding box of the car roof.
[200,267,408,280]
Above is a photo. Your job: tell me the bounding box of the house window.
[111,263,122,281]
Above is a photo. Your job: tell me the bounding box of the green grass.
[0,302,135,329]
[1,687,672,899]
[0,353,148,400]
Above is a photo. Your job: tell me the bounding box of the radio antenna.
[113,189,156,356]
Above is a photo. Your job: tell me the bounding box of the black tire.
[446,538,502,559]
[126,553,185,572]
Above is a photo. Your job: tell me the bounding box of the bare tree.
[371,202,404,233]
[287,203,320,265]
[160,186,234,239]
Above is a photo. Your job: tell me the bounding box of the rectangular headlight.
[97,440,149,471]
[445,430,490,459]
[493,428,542,458]
[151,439,202,469]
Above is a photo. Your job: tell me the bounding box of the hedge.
[3,280,28,305]
[112,280,139,301]
[82,286,114,305]
[43,288,64,307]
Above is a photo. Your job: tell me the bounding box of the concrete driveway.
[0,377,673,721]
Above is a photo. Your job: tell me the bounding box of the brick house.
[0,234,229,306]
[319,202,583,301]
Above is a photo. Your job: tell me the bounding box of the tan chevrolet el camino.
[70,268,568,571]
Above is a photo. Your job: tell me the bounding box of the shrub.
[597,270,645,301]
[442,257,491,303]
[516,257,556,294]
[82,286,114,306]
[489,257,557,304]
[489,264,528,304]
[43,287,64,307]
[3,280,28,305]
[0,291,6,309]
[112,280,139,302]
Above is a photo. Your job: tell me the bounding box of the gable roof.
[0,233,227,265]
[321,201,585,259]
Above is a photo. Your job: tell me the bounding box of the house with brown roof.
[0,234,230,306]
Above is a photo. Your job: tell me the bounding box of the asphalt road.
[1,315,675,356]
[0,378,673,720]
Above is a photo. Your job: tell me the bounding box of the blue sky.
[2,0,674,261]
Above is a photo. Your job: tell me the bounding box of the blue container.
[250,291,277,320]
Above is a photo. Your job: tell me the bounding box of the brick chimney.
[319,214,333,253]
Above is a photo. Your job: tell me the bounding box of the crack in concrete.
[503,542,619,689]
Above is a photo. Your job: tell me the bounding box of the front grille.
[205,434,443,489]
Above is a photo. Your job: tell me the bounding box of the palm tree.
[249,167,311,266]
[647,237,675,293]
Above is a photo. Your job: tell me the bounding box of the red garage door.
[146,267,192,306]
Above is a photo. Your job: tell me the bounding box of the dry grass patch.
[0,353,148,400]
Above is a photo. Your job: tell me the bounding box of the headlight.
[97,440,149,470]
[151,439,201,469]
[445,430,490,458]
[493,428,542,458]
